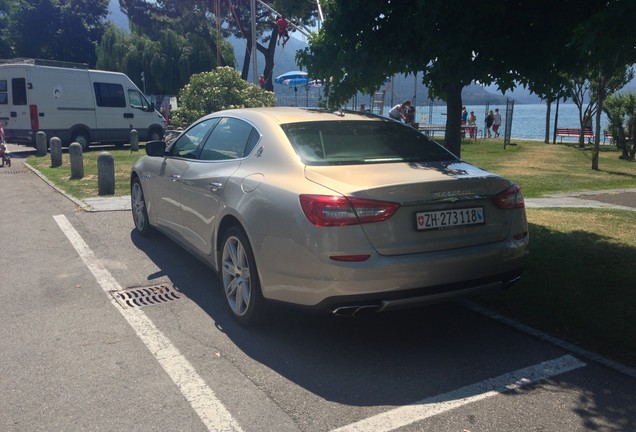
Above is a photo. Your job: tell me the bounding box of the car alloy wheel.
[220,227,263,325]
[131,178,152,236]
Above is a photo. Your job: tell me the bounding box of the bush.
[172,66,276,126]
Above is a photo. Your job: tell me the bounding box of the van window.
[0,80,7,104]
[128,89,149,110]
[93,82,126,107]
[12,78,27,105]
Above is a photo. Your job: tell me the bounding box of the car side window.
[170,118,219,159]
[199,117,257,161]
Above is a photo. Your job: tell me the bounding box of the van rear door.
[0,71,33,144]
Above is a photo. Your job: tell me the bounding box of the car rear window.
[281,120,457,165]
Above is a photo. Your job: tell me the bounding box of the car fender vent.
[110,284,181,309]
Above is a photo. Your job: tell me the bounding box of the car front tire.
[131,177,153,236]
[220,226,264,325]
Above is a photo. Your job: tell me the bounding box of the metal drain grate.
[110,284,181,309]
[0,168,31,175]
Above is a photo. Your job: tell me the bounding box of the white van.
[0,59,166,149]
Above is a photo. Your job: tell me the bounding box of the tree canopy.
[3,0,109,66]
[298,0,636,158]
[119,0,318,90]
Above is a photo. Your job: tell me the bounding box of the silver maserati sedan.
[131,107,528,325]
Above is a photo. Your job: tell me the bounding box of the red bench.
[603,131,613,145]
[556,128,594,143]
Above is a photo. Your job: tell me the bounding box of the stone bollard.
[130,129,139,152]
[69,142,84,179]
[50,137,62,168]
[36,131,47,156]
[97,151,115,196]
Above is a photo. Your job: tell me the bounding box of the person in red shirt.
[276,16,290,47]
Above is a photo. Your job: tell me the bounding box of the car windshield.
[282,120,457,165]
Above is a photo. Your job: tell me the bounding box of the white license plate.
[416,207,485,230]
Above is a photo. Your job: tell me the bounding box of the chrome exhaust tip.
[331,304,381,317]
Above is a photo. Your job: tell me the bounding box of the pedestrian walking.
[493,108,502,137]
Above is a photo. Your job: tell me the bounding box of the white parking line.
[53,215,243,432]
[331,354,585,432]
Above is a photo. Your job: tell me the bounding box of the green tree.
[603,92,636,160]
[96,25,230,96]
[298,0,632,158]
[8,0,108,65]
[173,66,275,126]
[119,0,318,91]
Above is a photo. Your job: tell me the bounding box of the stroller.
[0,143,10,167]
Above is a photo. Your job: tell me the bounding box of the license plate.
[416,207,485,230]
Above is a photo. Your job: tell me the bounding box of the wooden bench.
[603,131,613,145]
[556,128,594,143]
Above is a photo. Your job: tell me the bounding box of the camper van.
[0,59,166,149]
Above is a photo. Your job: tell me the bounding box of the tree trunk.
[257,28,278,91]
[241,33,252,81]
[444,82,463,158]
[592,77,606,170]
[544,98,552,144]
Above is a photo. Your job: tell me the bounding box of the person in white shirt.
[493,108,502,137]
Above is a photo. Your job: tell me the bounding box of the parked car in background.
[131,107,529,325]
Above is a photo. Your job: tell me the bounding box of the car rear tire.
[220,226,265,325]
[131,177,153,236]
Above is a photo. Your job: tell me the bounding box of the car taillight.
[299,194,400,227]
[494,184,525,209]
[29,104,39,129]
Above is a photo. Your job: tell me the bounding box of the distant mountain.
[108,0,129,31]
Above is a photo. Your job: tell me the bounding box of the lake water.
[410,103,608,141]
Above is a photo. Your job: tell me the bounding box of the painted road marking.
[53,215,243,432]
[331,354,586,432]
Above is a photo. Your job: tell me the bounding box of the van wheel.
[71,131,90,150]
[149,128,163,141]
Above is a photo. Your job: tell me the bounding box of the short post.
[36,131,47,156]
[97,151,115,196]
[130,129,139,152]
[50,137,62,168]
[69,142,84,179]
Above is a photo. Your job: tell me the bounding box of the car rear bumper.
[258,237,529,308]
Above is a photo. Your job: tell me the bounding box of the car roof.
[207,107,392,125]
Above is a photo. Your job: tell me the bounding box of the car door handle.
[170,174,181,182]
[124,113,134,119]
[208,182,223,192]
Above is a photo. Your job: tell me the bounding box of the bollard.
[130,129,139,152]
[36,131,47,156]
[69,142,84,179]
[97,151,115,196]
[50,137,62,168]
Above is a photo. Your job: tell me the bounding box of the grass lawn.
[458,138,636,197]
[25,138,636,367]
[26,147,145,199]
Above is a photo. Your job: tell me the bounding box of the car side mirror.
[146,140,167,156]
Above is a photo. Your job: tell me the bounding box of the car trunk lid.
[304,161,515,255]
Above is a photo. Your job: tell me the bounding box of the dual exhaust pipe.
[331,304,382,317]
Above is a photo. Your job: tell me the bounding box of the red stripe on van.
[29,105,39,129]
